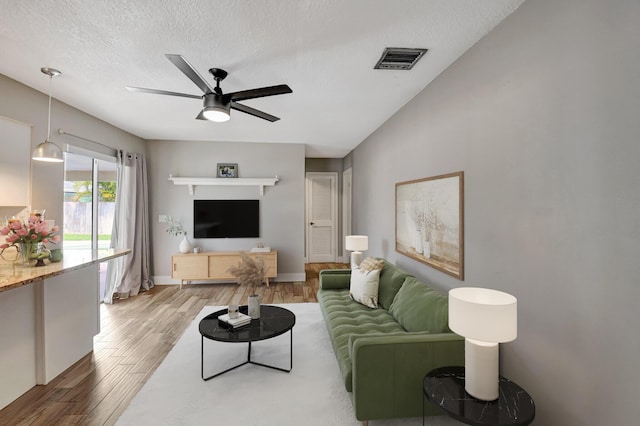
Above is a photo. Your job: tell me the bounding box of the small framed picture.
[217,163,238,178]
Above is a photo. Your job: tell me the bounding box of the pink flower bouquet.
[0,217,61,249]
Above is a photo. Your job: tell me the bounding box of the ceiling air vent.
[374,47,428,70]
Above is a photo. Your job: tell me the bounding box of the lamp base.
[350,251,363,268]
[464,338,499,401]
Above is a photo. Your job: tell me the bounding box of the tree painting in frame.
[395,171,464,280]
[217,163,238,178]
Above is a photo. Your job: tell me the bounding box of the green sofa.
[317,260,464,423]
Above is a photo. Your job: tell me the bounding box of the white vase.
[179,236,192,254]
[423,241,431,258]
[414,231,423,254]
[248,294,261,319]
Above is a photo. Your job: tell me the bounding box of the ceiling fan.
[126,54,292,122]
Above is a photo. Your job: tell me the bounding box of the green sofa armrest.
[349,332,465,421]
[319,269,351,290]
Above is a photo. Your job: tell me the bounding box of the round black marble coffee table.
[423,366,535,426]
[198,304,295,380]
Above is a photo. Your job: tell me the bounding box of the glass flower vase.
[18,242,36,266]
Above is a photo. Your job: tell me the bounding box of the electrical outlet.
[158,215,168,223]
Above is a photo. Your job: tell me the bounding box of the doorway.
[63,151,117,301]
[305,172,338,263]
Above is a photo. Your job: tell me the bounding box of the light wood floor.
[0,263,348,425]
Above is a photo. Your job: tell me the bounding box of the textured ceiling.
[0,0,524,157]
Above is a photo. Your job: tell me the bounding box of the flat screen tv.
[193,199,259,238]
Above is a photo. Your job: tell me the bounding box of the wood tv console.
[171,250,277,289]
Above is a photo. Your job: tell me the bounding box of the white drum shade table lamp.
[345,235,368,268]
[448,287,517,401]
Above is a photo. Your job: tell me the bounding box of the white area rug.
[117,303,459,425]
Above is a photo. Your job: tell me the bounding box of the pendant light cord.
[47,74,52,141]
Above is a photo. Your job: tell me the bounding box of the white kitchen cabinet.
[0,117,31,206]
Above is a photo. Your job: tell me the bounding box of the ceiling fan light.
[32,139,64,162]
[202,106,230,122]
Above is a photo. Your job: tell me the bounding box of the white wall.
[147,139,306,282]
[351,0,640,424]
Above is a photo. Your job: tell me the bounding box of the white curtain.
[104,151,153,303]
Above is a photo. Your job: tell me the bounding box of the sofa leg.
[362,422,368,426]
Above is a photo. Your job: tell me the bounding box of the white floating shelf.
[168,175,279,196]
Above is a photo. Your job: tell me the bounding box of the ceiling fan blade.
[231,101,280,122]
[225,84,292,103]
[195,110,207,120]
[165,54,215,94]
[125,86,202,99]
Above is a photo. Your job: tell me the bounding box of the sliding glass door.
[64,152,117,300]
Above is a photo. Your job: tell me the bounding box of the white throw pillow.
[349,267,380,309]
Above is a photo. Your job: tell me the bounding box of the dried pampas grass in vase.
[228,253,268,319]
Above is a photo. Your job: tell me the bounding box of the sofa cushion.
[349,267,380,308]
[317,288,404,392]
[388,276,450,333]
[359,257,384,273]
[319,269,352,290]
[377,259,410,310]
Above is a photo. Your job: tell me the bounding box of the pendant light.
[32,67,64,163]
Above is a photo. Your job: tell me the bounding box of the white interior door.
[306,172,338,263]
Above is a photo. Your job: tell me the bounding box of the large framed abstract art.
[395,171,464,280]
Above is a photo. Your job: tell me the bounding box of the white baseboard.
[274,273,306,282]
[151,273,307,286]
[152,276,179,285]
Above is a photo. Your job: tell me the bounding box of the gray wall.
[0,74,146,229]
[351,0,640,425]
[148,140,306,282]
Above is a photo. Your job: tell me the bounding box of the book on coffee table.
[218,312,252,328]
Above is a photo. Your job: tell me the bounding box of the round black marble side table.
[423,366,535,426]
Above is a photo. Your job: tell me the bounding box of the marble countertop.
[0,248,131,293]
